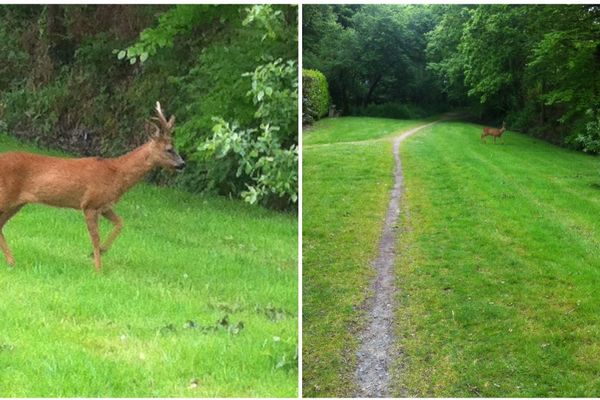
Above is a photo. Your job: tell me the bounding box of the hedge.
[302,69,330,122]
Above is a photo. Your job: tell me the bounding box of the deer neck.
[113,142,156,193]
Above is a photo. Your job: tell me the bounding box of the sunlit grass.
[0,134,298,397]
[303,116,425,146]
[302,117,428,397]
[302,117,600,397]
[394,121,600,396]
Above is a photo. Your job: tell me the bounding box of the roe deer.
[481,121,506,144]
[0,102,185,271]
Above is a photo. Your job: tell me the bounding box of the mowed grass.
[394,121,600,396]
[302,117,428,396]
[0,134,297,397]
[303,116,425,146]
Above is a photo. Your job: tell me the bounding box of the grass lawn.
[302,116,429,397]
[0,134,298,397]
[303,116,425,146]
[395,121,600,396]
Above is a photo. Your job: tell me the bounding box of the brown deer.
[481,121,507,144]
[0,102,185,271]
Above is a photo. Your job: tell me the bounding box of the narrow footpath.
[355,120,441,397]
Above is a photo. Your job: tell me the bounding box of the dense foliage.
[0,5,298,209]
[303,5,444,119]
[304,5,600,153]
[201,59,298,207]
[427,4,600,152]
[302,69,330,123]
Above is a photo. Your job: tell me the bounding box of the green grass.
[303,117,600,396]
[394,121,600,396]
[302,117,428,396]
[0,134,297,397]
[303,116,425,146]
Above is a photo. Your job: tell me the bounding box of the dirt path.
[355,120,441,398]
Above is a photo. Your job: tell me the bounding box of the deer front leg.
[84,209,102,271]
[0,206,24,266]
[100,209,123,254]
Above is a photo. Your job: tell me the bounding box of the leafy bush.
[302,68,330,121]
[120,5,298,208]
[200,59,298,209]
[574,109,600,154]
[1,75,69,137]
[0,24,28,90]
[353,102,428,120]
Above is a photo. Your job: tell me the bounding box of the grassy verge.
[394,121,600,396]
[302,117,428,396]
[303,117,426,146]
[0,134,298,397]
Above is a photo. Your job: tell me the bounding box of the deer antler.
[152,101,176,134]
[153,101,169,130]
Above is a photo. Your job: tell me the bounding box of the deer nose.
[175,160,186,170]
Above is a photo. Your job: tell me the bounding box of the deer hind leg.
[99,209,123,255]
[0,206,24,266]
[84,209,102,271]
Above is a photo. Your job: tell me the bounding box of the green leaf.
[140,52,149,63]
[130,57,137,65]
[117,50,126,60]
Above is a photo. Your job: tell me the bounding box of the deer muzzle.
[175,160,186,171]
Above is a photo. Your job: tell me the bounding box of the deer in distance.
[0,102,185,271]
[481,121,507,144]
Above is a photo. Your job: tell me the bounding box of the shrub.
[199,59,298,209]
[302,68,330,121]
[120,4,297,208]
[574,109,600,154]
[0,24,28,90]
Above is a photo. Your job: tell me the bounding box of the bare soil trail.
[355,119,443,398]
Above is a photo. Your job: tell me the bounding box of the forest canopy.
[0,5,298,209]
[303,4,600,153]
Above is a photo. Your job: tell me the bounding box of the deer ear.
[145,121,161,139]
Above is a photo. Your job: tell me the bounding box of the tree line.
[303,4,600,153]
[0,5,298,209]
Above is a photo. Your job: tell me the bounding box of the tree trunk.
[364,75,382,106]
